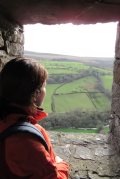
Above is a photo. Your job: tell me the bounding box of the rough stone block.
[7,29,24,44]
[112,97,120,116]
[6,41,24,56]
[50,132,120,178]
[88,171,110,179]
[95,146,115,157]
[112,82,120,98]
[0,31,4,47]
[113,62,120,85]
[0,50,7,57]
[74,146,93,159]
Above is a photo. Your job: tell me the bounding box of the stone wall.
[50,132,120,179]
[0,15,24,70]
[110,22,120,154]
[1,13,120,179]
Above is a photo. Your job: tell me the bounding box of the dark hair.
[0,58,48,105]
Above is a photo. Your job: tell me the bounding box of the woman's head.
[0,58,48,106]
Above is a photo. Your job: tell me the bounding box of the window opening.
[24,22,117,133]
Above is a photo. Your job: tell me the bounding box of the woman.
[0,58,69,178]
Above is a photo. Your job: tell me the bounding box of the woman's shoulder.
[34,123,51,143]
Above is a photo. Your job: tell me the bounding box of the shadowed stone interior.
[0,0,120,25]
[0,1,120,179]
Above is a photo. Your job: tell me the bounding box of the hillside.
[24,50,114,69]
[24,51,113,113]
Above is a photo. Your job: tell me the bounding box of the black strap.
[0,121,48,151]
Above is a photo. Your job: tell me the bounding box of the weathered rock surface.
[0,0,120,25]
[0,31,4,47]
[0,21,24,67]
[48,132,120,179]
[0,11,120,179]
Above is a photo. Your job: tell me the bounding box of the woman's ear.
[32,90,41,104]
[32,89,44,107]
[32,82,46,107]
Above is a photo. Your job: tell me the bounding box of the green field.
[54,93,95,112]
[41,59,113,113]
[53,93,110,112]
[43,84,60,112]
[52,128,98,133]
[40,60,89,74]
[56,77,98,94]
[51,126,109,133]
[92,93,110,110]
[101,75,113,91]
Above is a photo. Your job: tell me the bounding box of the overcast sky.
[24,22,117,57]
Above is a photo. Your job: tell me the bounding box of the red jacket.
[0,106,69,179]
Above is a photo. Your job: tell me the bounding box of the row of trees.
[39,110,110,131]
[47,67,112,84]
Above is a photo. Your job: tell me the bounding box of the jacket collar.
[0,105,48,132]
[28,107,48,124]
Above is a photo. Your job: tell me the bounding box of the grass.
[103,126,109,133]
[40,60,112,113]
[43,87,111,113]
[101,75,113,91]
[54,92,110,112]
[40,60,89,74]
[54,93,95,112]
[42,84,60,112]
[56,76,98,94]
[47,68,79,74]
[51,126,109,134]
[91,93,111,110]
[92,66,112,73]
[51,128,98,133]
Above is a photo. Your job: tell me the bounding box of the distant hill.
[24,50,114,69]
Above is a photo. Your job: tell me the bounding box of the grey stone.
[6,41,24,56]
[97,164,112,177]
[49,132,120,178]
[95,146,115,156]
[0,32,4,47]
[112,82,120,98]
[54,144,71,161]
[8,30,24,44]
[88,171,111,179]
[74,146,93,159]
[111,97,120,116]
[3,26,24,44]
[0,50,7,57]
